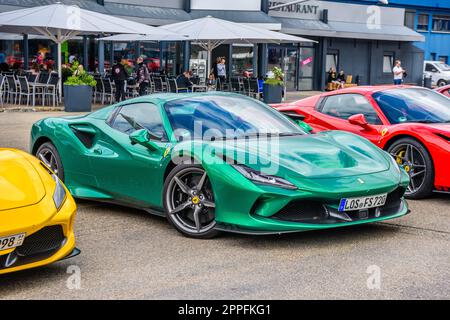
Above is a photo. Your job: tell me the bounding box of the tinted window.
[320,94,382,125]
[164,95,305,140]
[425,63,435,72]
[110,102,166,139]
[373,88,450,124]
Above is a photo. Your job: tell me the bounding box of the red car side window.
[318,94,382,125]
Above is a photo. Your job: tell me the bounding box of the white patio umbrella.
[0,2,182,101]
[98,33,188,42]
[160,16,315,78]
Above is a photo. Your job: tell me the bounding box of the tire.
[163,164,219,239]
[387,138,434,199]
[437,79,448,87]
[35,142,65,182]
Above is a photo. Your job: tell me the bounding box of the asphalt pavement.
[0,111,449,299]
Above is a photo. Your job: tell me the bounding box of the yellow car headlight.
[52,174,66,211]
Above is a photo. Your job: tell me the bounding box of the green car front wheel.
[163,164,219,238]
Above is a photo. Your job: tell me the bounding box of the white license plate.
[0,233,25,251]
[338,194,387,212]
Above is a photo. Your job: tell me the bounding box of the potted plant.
[263,66,284,104]
[63,62,96,112]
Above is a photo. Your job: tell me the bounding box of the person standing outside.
[216,58,227,90]
[136,55,150,96]
[393,60,404,85]
[111,56,128,102]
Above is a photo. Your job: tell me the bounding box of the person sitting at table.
[30,62,40,75]
[327,67,340,90]
[337,70,346,89]
[176,71,193,92]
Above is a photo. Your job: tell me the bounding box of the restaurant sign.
[268,0,322,19]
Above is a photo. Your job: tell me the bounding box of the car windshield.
[164,95,305,140]
[373,88,450,124]
[436,62,450,71]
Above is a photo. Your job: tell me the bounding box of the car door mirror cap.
[129,129,159,151]
[348,114,373,130]
[295,120,313,133]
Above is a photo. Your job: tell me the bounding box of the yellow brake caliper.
[396,150,409,172]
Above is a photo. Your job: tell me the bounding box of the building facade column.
[318,37,327,91]
[253,44,258,78]
[258,43,268,77]
[83,35,89,70]
[23,34,29,70]
[159,41,165,73]
[98,39,105,74]
[227,44,233,78]
[183,40,190,72]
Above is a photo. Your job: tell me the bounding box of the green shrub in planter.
[63,62,96,112]
[263,67,284,104]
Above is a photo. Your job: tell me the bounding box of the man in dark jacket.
[111,57,128,102]
[176,71,193,92]
[136,55,150,96]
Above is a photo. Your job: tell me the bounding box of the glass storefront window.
[299,46,314,91]
[0,40,23,70]
[162,41,184,76]
[231,44,254,77]
[141,42,160,73]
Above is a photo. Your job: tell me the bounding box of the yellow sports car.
[0,148,79,275]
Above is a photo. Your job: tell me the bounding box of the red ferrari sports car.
[435,84,450,98]
[274,86,450,199]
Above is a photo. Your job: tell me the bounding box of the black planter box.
[263,84,283,104]
[64,85,93,112]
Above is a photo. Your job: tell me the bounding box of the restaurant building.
[0,0,425,91]
[326,0,450,63]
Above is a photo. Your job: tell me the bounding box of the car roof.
[116,91,256,106]
[321,85,424,96]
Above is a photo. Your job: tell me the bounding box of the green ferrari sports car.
[30,92,410,238]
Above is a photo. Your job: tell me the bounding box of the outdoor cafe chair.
[27,73,38,83]
[0,75,5,107]
[17,76,34,106]
[93,76,103,103]
[248,78,262,100]
[230,77,243,93]
[168,78,190,93]
[5,74,18,104]
[43,73,60,106]
[153,77,164,93]
[37,71,50,84]
[101,78,114,104]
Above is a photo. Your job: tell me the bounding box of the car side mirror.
[129,129,159,151]
[348,114,372,130]
[432,68,438,73]
[295,120,313,133]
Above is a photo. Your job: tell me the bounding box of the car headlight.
[52,174,66,211]
[232,164,298,190]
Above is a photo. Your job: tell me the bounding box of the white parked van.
[424,61,450,87]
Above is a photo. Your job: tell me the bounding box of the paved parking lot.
[0,111,449,299]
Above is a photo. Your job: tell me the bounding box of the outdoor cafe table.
[191,84,208,92]
[29,82,56,107]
